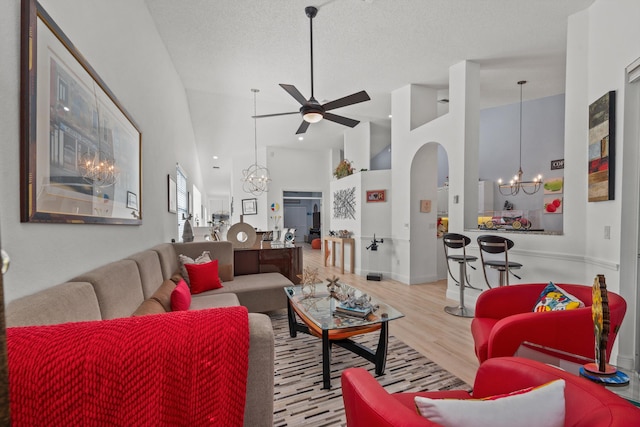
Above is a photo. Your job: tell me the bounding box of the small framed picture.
[242,198,257,215]
[420,199,432,213]
[168,175,177,213]
[366,190,386,203]
[126,191,138,210]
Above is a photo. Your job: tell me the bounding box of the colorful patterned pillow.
[533,282,584,312]
[415,379,565,427]
[185,260,223,294]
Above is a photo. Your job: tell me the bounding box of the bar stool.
[477,235,522,288]
[443,233,477,318]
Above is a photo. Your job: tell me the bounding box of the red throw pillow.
[184,260,223,294]
[170,279,191,311]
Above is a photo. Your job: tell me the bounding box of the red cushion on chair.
[185,260,223,294]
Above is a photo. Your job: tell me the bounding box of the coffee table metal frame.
[285,284,404,389]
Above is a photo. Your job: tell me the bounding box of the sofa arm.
[244,313,275,427]
[487,308,595,360]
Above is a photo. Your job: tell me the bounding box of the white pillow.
[178,251,212,284]
[414,379,565,427]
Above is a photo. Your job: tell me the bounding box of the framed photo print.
[126,191,138,210]
[168,175,177,213]
[20,0,142,224]
[366,190,386,203]
[242,198,257,215]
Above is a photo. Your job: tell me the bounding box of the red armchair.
[341,357,640,427]
[471,283,626,364]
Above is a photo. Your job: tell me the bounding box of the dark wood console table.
[234,246,302,284]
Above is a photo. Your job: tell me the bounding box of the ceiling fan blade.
[296,121,311,134]
[280,84,308,106]
[323,113,360,128]
[322,91,370,111]
[253,111,299,119]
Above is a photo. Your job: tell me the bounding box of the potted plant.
[334,159,355,179]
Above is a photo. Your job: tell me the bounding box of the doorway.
[283,191,322,244]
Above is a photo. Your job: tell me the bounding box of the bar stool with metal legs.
[442,233,477,318]
[477,235,522,288]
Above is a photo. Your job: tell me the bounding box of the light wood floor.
[300,244,479,385]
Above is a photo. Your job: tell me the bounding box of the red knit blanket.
[7,306,249,426]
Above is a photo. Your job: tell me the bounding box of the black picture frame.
[20,0,142,224]
[588,91,616,202]
[242,198,257,215]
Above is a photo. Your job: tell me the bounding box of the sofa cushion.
[190,293,240,310]
[179,251,212,284]
[126,250,165,299]
[173,241,234,282]
[186,261,223,294]
[197,273,291,313]
[6,282,101,326]
[73,260,145,320]
[415,379,565,427]
[151,243,179,280]
[171,279,191,311]
[132,279,177,316]
[131,298,167,317]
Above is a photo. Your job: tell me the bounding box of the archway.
[408,142,449,284]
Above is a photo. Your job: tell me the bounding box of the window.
[177,165,187,240]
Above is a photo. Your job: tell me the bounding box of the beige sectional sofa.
[6,240,294,427]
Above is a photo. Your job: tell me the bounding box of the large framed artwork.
[588,91,615,202]
[20,0,142,224]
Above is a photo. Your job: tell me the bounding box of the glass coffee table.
[285,283,404,389]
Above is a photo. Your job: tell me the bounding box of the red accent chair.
[471,283,626,364]
[341,357,640,427]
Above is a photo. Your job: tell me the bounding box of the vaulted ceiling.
[144,0,595,195]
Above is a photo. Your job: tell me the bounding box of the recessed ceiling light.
[213,155,218,159]
[298,136,304,141]
[388,114,392,118]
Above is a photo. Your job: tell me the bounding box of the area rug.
[271,312,470,427]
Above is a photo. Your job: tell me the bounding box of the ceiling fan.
[253,6,371,135]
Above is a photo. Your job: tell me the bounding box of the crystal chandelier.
[80,86,118,187]
[497,81,542,196]
[242,89,271,196]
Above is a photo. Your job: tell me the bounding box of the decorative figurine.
[298,267,320,298]
[326,276,342,300]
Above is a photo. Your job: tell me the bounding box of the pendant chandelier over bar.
[497,80,542,196]
[242,89,271,196]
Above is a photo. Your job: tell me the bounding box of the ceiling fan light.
[303,112,323,123]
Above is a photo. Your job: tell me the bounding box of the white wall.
[0,0,203,302]
[267,147,332,237]
[359,170,392,277]
[344,123,371,172]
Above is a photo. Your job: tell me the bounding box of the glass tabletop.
[515,341,640,406]
[285,283,404,331]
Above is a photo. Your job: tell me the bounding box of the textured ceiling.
[144,0,594,194]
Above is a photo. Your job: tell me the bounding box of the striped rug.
[271,312,470,427]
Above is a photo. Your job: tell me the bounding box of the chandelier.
[497,81,542,196]
[80,86,118,187]
[242,89,271,196]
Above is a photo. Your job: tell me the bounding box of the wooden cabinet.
[234,246,302,284]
